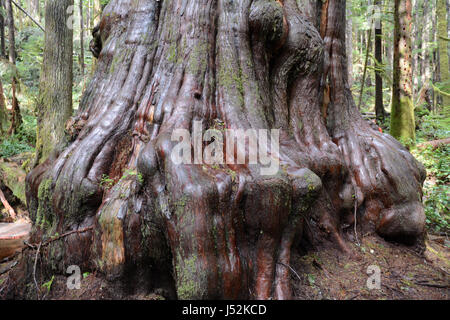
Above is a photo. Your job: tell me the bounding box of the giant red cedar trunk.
[16,0,425,300]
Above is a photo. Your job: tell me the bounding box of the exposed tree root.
[7,0,428,300]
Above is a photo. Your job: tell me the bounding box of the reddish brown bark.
[6,0,426,300]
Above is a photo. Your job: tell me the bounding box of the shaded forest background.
[0,0,448,234]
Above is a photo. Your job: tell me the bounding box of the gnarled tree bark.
[10,0,425,300]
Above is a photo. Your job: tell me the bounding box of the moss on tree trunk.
[437,0,450,107]
[35,0,73,164]
[9,0,428,300]
[390,0,416,145]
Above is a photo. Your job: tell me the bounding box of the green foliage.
[0,113,36,158]
[100,174,114,190]
[122,169,144,184]
[0,27,44,113]
[0,136,32,157]
[16,27,44,96]
[307,274,316,286]
[42,275,55,293]
[423,183,449,233]
[412,114,449,234]
[416,113,450,142]
[420,143,449,234]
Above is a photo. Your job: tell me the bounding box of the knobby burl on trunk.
[20,0,425,300]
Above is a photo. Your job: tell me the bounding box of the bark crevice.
[14,0,426,300]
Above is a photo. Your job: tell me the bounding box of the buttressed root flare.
[20,0,426,300]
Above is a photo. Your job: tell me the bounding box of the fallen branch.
[382,283,403,295]
[32,241,42,300]
[11,0,45,32]
[0,260,17,276]
[25,226,94,250]
[0,188,16,220]
[0,254,17,264]
[415,281,449,289]
[417,138,450,149]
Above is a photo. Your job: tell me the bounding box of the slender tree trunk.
[90,0,103,74]
[10,0,426,301]
[437,0,450,107]
[358,26,372,110]
[5,0,21,135]
[35,0,73,164]
[0,78,7,134]
[93,0,102,25]
[411,0,419,97]
[79,0,85,77]
[30,0,40,22]
[86,0,90,38]
[0,0,5,58]
[346,6,353,87]
[421,0,431,87]
[375,0,385,123]
[447,0,450,74]
[390,0,415,145]
[432,0,439,111]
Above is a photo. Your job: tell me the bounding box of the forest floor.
[0,232,448,300]
[291,234,449,300]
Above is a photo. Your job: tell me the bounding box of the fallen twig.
[382,283,403,295]
[0,251,20,264]
[277,262,302,281]
[11,0,45,32]
[417,138,450,149]
[349,293,360,300]
[0,188,16,220]
[415,281,449,289]
[32,241,42,300]
[312,259,332,279]
[0,261,17,276]
[25,226,94,250]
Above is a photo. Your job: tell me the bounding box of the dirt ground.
[1,232,448,300]
[291,234,449,300]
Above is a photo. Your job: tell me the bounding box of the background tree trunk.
[437,0,450,107]
[0,0,6,58]
[79,0,85,77]
[375,0,385,123]
[34,0,73,164]
[30,0,40,22]
[14,0,426,300]
[390,0,416,145]
[346,6,353,87]
[0,78,7,134]
[421,0,431,89]
[5,0,21,135]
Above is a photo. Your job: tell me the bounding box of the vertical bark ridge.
[19,0,428,301]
